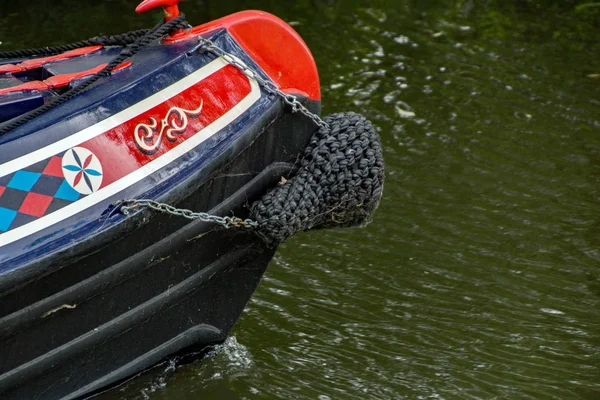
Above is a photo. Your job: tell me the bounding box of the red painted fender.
[165,11,321,101]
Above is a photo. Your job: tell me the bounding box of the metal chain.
[115,199,258,229]
[189,37,329,129]
[115,35,327,226]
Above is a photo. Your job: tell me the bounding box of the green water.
[2,1,600,399]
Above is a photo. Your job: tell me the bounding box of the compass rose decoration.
[62,147,103,195]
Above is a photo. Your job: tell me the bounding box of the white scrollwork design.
[134,100,204,154]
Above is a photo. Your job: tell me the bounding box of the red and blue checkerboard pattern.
[0,154,82,232]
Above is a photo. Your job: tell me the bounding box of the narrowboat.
[0,1,384,398]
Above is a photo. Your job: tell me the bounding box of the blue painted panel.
[0,207,17,232]
[7,171,41,191]
[54,180,80,201]
[0,93,46,123]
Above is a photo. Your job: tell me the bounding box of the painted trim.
[0,58,230,176]
[0,59,261,248]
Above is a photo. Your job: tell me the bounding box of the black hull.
[0,99,319,399]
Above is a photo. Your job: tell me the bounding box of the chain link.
[190,37,329,129]
[115,199,258,229]
[115,35,326,225]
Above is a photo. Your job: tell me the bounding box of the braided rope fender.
[250,112,385,247]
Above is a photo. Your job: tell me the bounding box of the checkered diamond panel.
[0,154,83,232]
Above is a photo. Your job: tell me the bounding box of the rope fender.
[250,112,385,247]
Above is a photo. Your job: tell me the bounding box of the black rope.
[250,112,385,247]
[0,15,188,136]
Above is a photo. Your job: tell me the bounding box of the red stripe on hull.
[77,64,251,189]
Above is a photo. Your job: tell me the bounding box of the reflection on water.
[3,0,599,399]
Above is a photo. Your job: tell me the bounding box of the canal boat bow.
[0,1,385,398]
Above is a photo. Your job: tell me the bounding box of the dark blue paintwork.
[0,93,45,123]
[0,29,278,274]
